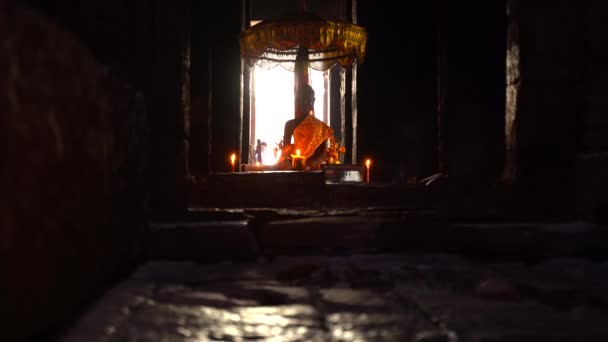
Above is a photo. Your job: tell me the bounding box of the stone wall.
[516,0,584,181]
[206,2,243,175]
[0,4,148,340]
[576,1,608,222]
[582,0,608,151]
[357,1,437,182]
[443,0,507,184]
[25,0,193,217]
[505,0,607,220]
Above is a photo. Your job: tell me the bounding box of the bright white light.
[310,69,325,121]
[253,65,327,165]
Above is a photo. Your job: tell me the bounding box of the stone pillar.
[207,2,242,174]
[147,0,192,217]
[436,0,448,176]
[190,1,211,176]
[503,0,520,183]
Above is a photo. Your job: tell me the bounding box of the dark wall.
[190,1,211,175]
[190,1,243,176]
[1,4,148,340]
[444,0,506,182]
[252,0,344,20]
[24,0,154,91]
[505,0,608,219]
[513,0,583,186]
[357,1,437,182]
[146,1,192,216]
[577,1,608,222]
[358,0,506,184]
[26,0,193,216]
[207,2,243,175]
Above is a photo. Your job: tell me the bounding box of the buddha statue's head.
[295,84,315,120]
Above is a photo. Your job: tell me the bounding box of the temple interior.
[3,0,608,341]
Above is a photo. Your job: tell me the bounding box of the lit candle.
[230,153,236,172]
[365,159,371,183]
[291,149,305,170]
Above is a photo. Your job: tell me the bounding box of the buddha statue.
[277,84,333,170]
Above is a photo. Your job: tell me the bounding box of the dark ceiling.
[251,0,346,21]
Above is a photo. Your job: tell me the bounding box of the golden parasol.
[239,10,367,95]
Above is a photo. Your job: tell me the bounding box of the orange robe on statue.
[293,115,333,159]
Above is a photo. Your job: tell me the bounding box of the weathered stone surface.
[395,258,608,341]
[199,171,326,208]
[146,220,259,262]
[325,183,438,209]
[322,288,437,341]
[64,264,328,342]
[475,277,521,300]
[414,294,608,342]
[260,216,385,255]
[61,255,608,341]
[147,208,608,263]
[0,5,148,340]
[503,0,607,220]
[192,175,439,210]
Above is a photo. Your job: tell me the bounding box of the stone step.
[379,220,608,261]
[147,209,608,263]
[146,221,259,262]
[191,173,439,209]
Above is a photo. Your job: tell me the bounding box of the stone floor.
[58,206,608,342]
[61,253,608,341]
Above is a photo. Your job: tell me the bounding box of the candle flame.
[365,159,371,168]
[255,161,261,166]
[296,149,301,157]
[230,153,236,164]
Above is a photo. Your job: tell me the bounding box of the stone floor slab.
[61,254,608,342]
